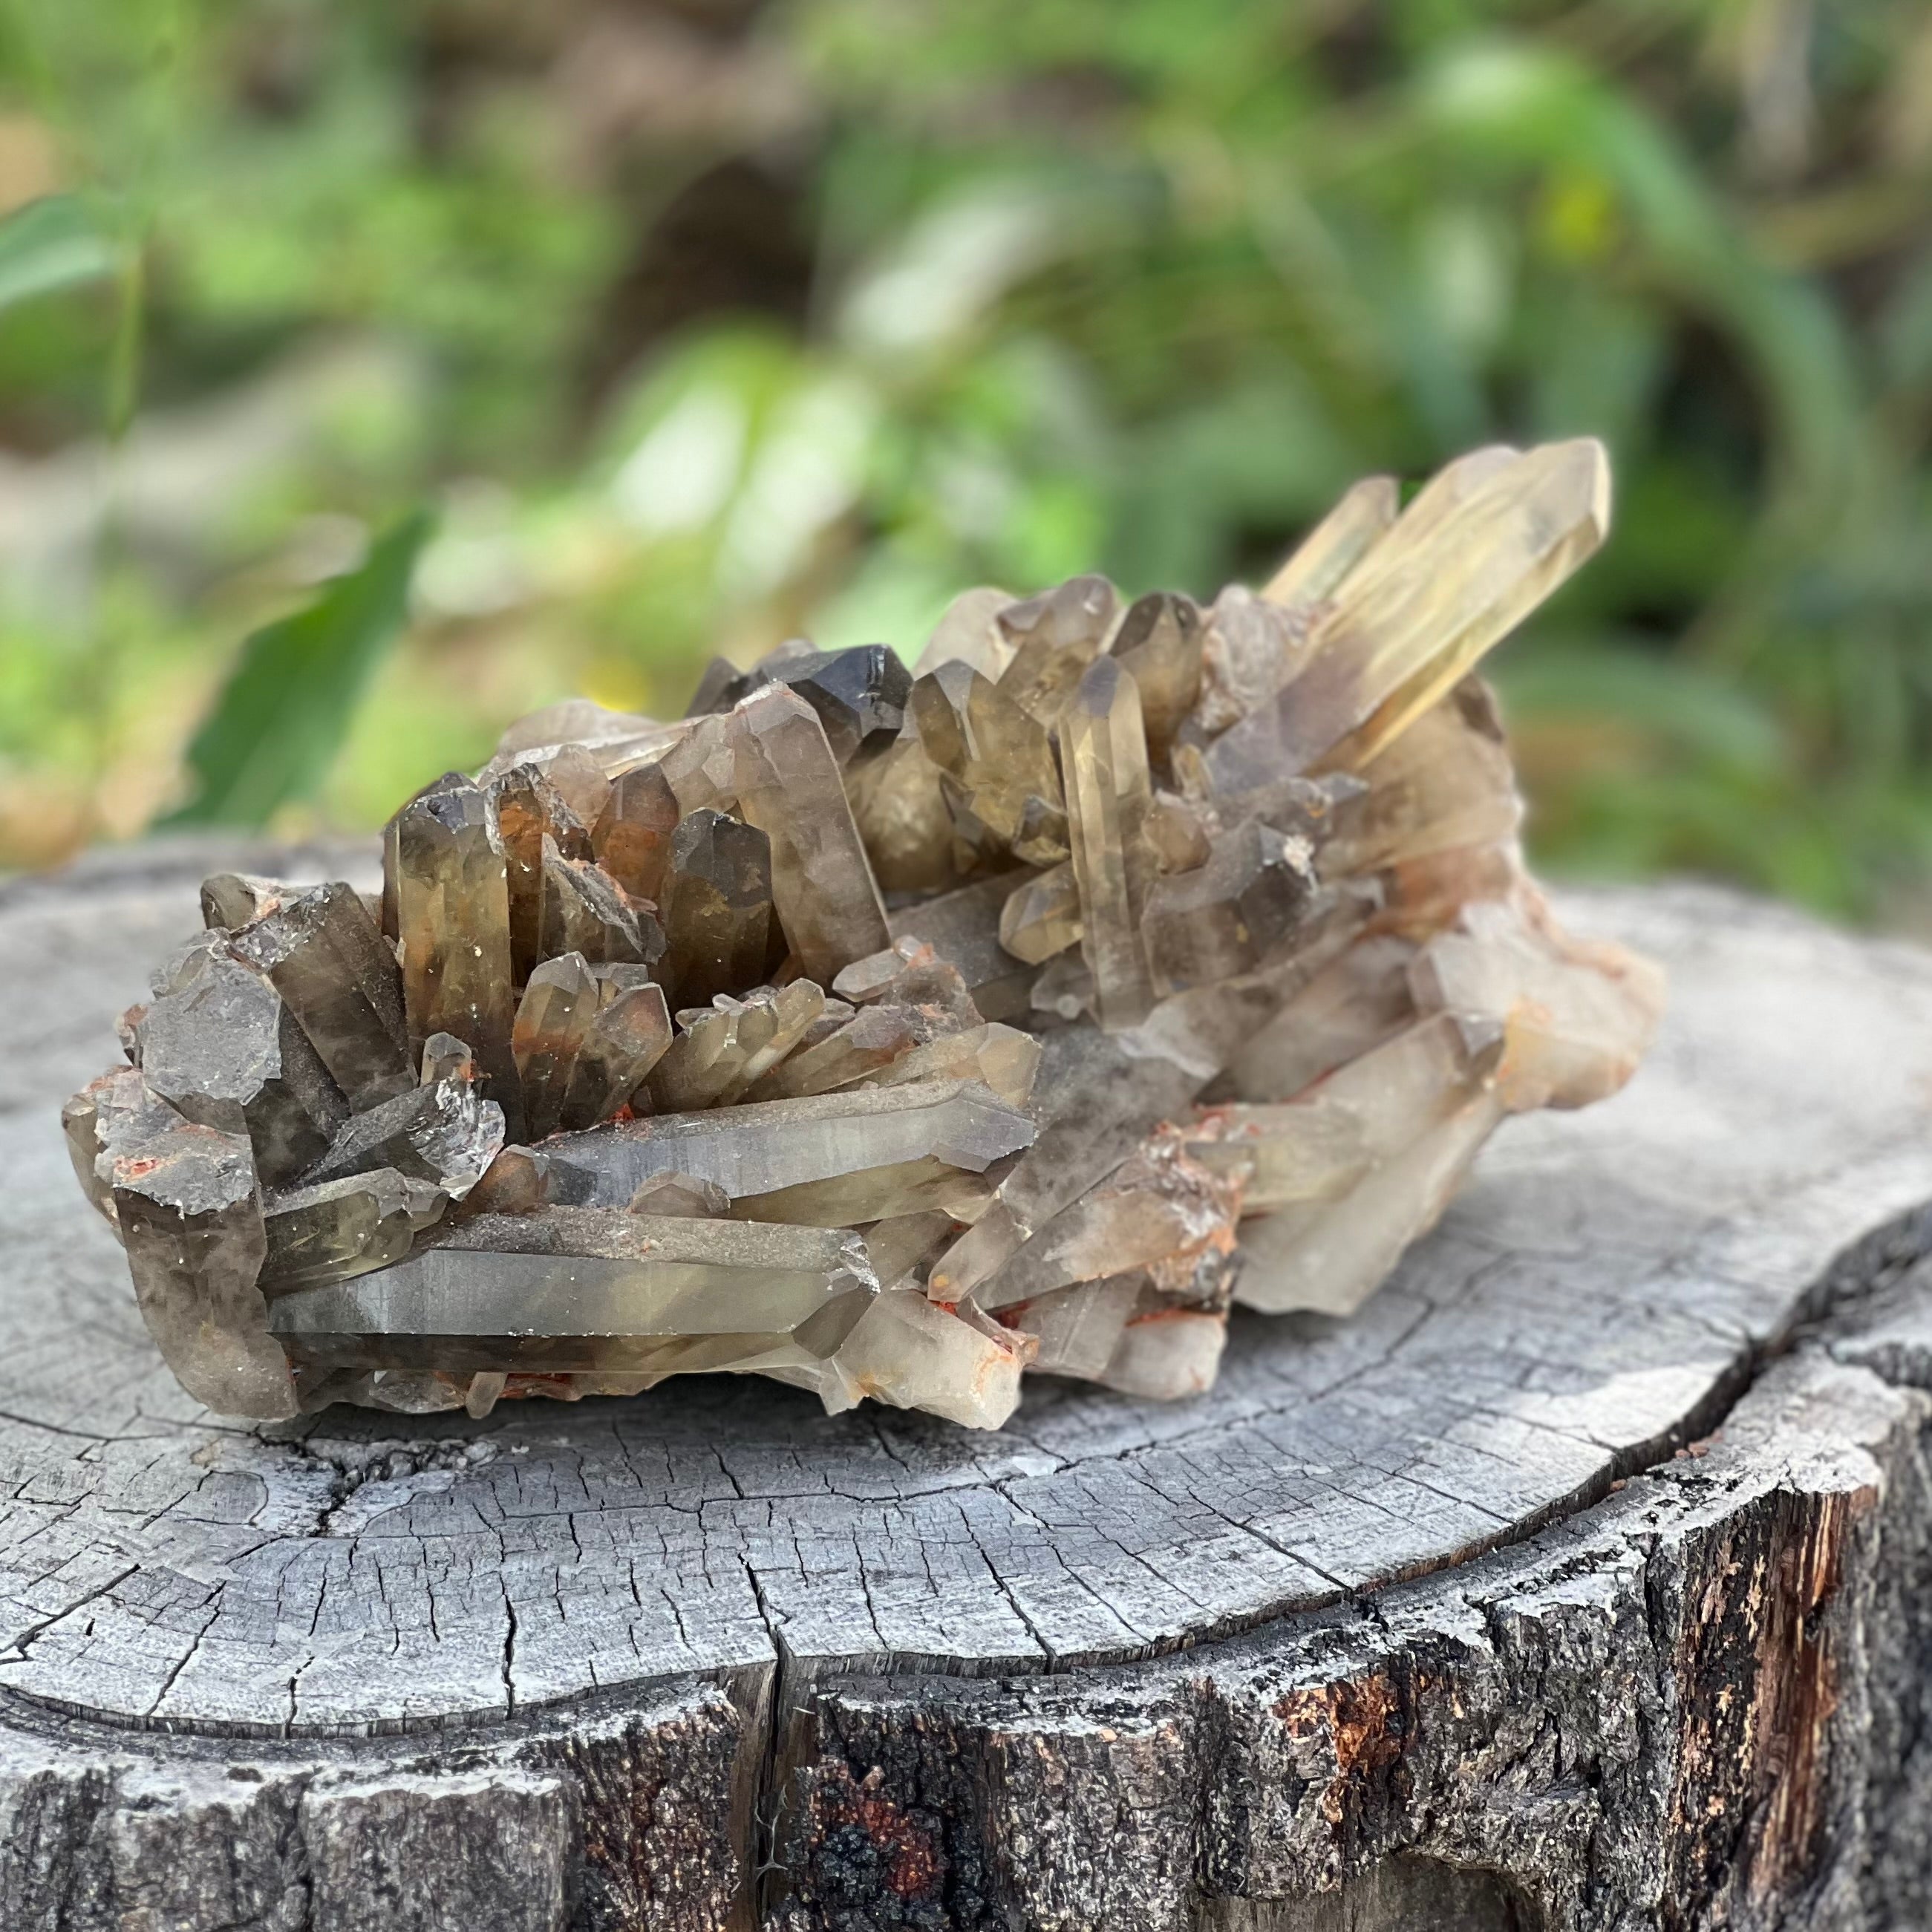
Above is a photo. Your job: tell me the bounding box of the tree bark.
[2,847,1931,1929]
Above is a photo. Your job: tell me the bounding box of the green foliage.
[160,509,433,829]
[0,194,120,312]
[0,0,1929,918]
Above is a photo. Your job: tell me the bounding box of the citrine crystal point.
[135,950,345,1187]
[1194,586,1313,738]
[845,731,958,896]
[76,436,1661,1427]
[200,871,291,931]
[561,965,673,1130]
[512,951,601,1142]
[264,1167,446,1293]
[1063,654,1156,1031]
[1259,473,1400,610]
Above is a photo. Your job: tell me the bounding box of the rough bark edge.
[763,1342,1932,1932]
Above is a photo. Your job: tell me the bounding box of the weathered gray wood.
[3,844,1932,1928]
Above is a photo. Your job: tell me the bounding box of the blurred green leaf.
[4,0,1932,920]
[0,194,120,312]
[160,509,434,829]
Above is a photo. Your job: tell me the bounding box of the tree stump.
[4,843,1932,1932]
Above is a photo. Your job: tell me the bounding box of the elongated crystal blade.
[269,1209,876,1346]
[1259,474,1400,610]
[1206,440,1610,789]
[725,685,891,982]
[541,1077,1035,1207]
[111,1118,297,1419]
[1063,656,1155,1030]
[660,808,774,1010]
[492,763,593,985]
[226,881,413,1112]
[385,772,524,1138]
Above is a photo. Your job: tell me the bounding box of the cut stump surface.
[2,843,1932,1931]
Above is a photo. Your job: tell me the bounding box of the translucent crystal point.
[648,981,824,1112]
[226,881,413,1112]
[262,1167,447,1291]
[890,874,1038,1023]
[1410,890,1665,1112]
[849,1022,1041,1111]
[1063,655,1155,1030]
[1321,679,1521,876]
[539,838,664,970]
[1109,591,1203,764]
[660,808,774,1009]
[1139,820,1319,999]
[492,763,593,985]
[137,950,347,1186]
[539,744,613,832]
[996,574,1119,723]
[1208,439,1611,790]
[1089,1302,1227,1399]
[540,1077,1035,1207]
[1193,586,1313,737]
[861,1210,958,1290]
[828,939,977,1021]
[914,586,1018,681]
[973,1135,1241,1311]
[724,685,892,983]
[592,760,679,907]
[928,1023,1200,1305]
[1229,1013,1507,1316]
[819,1288,1028,1429]
[1004,1276,1227,1398]
[830,936,933,1004]
[480,698,679,781]
[561,965,673,1129]
[1227,934,1419,1103]
[912,659,1068,869]
[200,872,289,930]
[110,1118,296,1418]
[999,865,1081,965]
[845,732,957,895]
[1259,474,1400,610]
[1002,1274,1141,1380]
[385,771,523,1138]
[743,1002,926,1100]
[513,953,603,1141]
[64,1065,181,1226]
[302,1068,506,1197]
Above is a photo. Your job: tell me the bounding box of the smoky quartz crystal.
[71,439,1661,1429]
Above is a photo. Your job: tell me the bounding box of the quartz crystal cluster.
[65,439,1662,1429]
